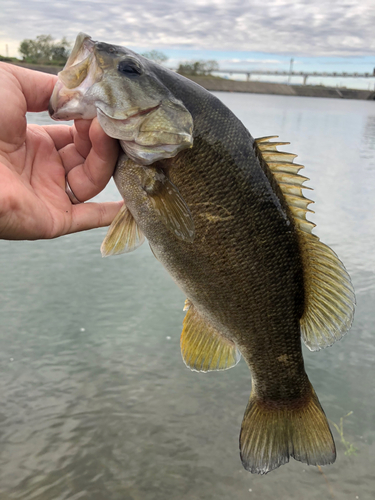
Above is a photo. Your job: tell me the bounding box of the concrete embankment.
[185,76,375,100]
[7,62,375,100]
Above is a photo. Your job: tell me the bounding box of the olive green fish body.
[49,33,355,474]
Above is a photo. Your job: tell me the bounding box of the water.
[1,93,374,500]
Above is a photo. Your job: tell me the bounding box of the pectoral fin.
[101,204,145,257]
[181,302,241,372]
[142,168,195,242]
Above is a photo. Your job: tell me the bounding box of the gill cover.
[49,33,194,165]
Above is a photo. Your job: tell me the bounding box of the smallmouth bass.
[49,33,355,474]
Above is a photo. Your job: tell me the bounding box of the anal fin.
[181,303,241,372]
[101,204,145,257]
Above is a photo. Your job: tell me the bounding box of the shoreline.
[187,75,375,101]
[7,62,375,101]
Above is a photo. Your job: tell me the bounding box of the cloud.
[1,0,374,57]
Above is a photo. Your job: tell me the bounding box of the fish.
[49,33,355,474]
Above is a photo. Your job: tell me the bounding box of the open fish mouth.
[60,33,96,86]
[49,34,100,120]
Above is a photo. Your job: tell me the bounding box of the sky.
[1,0,375,89]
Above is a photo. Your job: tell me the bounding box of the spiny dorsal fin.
[266,162,305,175]
[101,204,145,257]
[255,136,315,234]
[255,136,355,351]
[181,303,241,372]
[255,135,279,144]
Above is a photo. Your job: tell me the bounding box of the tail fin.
[240,385,336,474]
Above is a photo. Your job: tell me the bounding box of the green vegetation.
[0,55,18,62]
[331,411,358,457]
[19,35,70,66]
[178,60,219,76]
[141,50,168,64]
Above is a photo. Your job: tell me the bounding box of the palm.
[0,63,121,240]
[1,124,71,238]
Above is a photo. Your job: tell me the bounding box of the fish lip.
[48,80,88,120]
[97,103,161,122]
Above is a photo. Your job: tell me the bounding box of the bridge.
[213,69,375,85]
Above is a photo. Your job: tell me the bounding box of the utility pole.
[288,58,294,84]
[6,44,9,58]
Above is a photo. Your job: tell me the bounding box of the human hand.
[0,63,122,240]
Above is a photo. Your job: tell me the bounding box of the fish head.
[49,33,194,165]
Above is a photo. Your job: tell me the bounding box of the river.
[1,92,374,500]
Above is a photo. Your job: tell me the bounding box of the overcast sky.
[1,0,375,86]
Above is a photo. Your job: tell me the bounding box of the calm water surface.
[1,93,374,500]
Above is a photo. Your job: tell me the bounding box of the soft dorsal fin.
[255,137,355,351]
[181,302,241,372]
[298,233,355,350]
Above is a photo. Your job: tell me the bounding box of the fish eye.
[118,60,142,76]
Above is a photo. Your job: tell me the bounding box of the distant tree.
[141,50,168,65]
[204,60,219,74]
[177,60,219,76]
[19,35,70,65]
[177,61,199,76]
[50,37,70,65]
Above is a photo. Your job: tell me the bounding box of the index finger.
[65,118,119,201]
[2,63,57,113]
[0,63,58,151]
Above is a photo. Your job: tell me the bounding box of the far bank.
[186,75,375,101]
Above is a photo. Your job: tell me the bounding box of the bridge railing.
[210,69,375,85]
